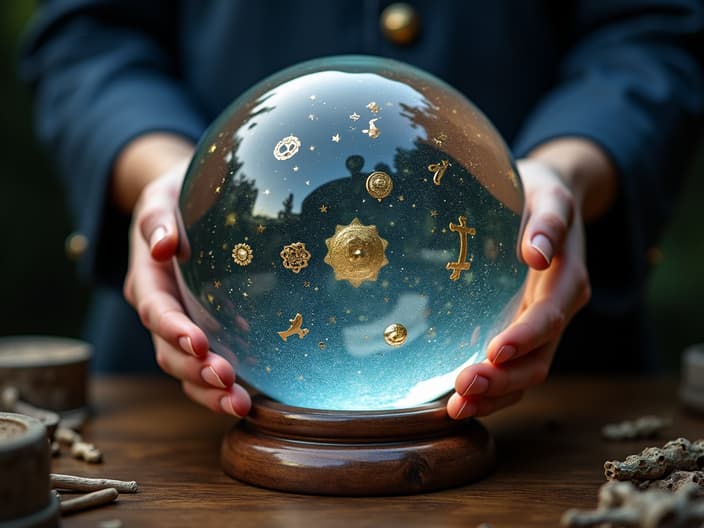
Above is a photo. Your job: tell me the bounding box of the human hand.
[446,157,592,419]
[123,159,252,418]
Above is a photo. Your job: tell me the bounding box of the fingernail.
[530,233,553,265]
[462,375,489,396]
[149,226,167,251]
[201,366,227,389]
[220,395,243,418]
[178,336,197,357]
[456,399,476,419]
[494,344,516,364]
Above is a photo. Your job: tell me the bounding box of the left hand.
[446,158,592,419]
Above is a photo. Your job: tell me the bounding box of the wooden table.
[52,375,702,527]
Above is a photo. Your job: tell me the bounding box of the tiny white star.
[331,133,341,143]
[349,112,360,121]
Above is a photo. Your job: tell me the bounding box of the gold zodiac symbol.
[280,242,311,273]
[324,218,389,287]
[273,135,301,161]
[365,171,393,201]
[428,159,450,186]
[384,323,408,346]
[446,216,476,281]
[277,313,309,342]
[362,118,380,139]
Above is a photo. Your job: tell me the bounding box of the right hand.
[123,159,252,418]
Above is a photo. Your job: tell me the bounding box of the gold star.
[214,280,222,289]
[398,195,405,202]
[225,212,237,225]
[430,210,439,217]
[331,133,341,143]
[328,316,337,324]
[319,204,328,213]
[303,281,311,288]
[256,224,266,234]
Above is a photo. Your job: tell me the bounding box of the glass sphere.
[176,55,527,410]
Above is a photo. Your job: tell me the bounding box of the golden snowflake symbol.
[231,243,253,266]
[280,242,312,273]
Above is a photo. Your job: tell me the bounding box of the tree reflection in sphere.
[175,55,527,411]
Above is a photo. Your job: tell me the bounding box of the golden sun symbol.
[231,243,253,266]
[324,218,388,287]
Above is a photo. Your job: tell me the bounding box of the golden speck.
[303,281,311,288]
[381,280,389,289]
[366,101,380,114]
[256,224,266,234]
[207,294,215,303]
[430,209,439,217]
[398,195,405,202]
[213,280,222,289]
[242,292,249,298]
[384,324,408,346]
[328,316,337,324]
[215,186,221,194]
[318,342,326,350]
[441,228,447,233]
[265,366,272,373]
[319,204,328,213]
[349,112,360,121]
[331,133,341,143]
[384,297,390,303]
[297,375,305,382]
[225,212,237,226]
[208,143,217,153]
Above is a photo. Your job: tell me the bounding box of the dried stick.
[59,488,119,515]
[51,473,139,493]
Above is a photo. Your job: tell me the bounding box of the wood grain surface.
[50,374,703,528]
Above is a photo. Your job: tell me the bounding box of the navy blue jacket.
[19,0,704,372]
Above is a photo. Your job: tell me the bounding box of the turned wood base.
[221,395,495,496]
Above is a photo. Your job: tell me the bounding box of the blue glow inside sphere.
[176,55,527,410]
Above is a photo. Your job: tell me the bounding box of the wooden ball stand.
[221,394,495,496]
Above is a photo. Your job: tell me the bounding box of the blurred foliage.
[0,2,701,369]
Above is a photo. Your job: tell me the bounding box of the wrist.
[111,133,195,214]
[525,137,618,222]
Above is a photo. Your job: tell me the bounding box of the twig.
[51,473,139,493]
[59,487,119,515]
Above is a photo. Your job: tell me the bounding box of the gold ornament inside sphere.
[365,171,393,201]
[324,218,389,287]
[384,323,408,346]
[231,243,253,266]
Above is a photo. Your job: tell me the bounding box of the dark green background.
[1,2,702,370]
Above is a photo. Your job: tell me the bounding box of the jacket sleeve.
[18,0,207,285]
[512,0,704,305]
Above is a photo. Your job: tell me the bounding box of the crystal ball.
[175,55,527,410]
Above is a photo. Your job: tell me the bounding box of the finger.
[517,160,574,269]
[182,381,252,417]
[447,390,524,419]
[137,189,180,262]
[154,337,235,388]
[486,298,565,364]
[454,346,552,399]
